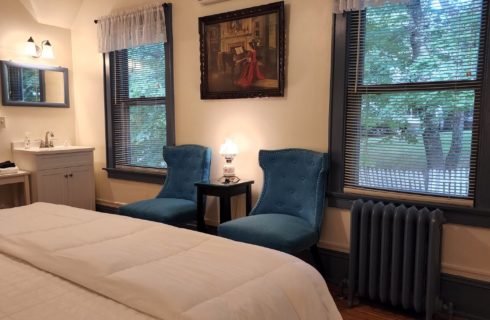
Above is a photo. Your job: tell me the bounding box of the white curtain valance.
[97,2,167,53]
[334,0,411,13]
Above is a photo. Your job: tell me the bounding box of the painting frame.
[199,1,285,99]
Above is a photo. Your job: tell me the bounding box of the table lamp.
[219,138,239,184]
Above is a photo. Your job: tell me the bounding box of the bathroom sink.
[12,145,95,155]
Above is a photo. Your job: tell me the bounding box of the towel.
[0,166,19,175]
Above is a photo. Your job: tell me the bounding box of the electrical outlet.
[0,117,5,129]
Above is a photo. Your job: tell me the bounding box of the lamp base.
[218,176,240,184]
[223,161,236,177]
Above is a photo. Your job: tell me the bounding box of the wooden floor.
[330,287,457,320]
[334,295,417,320]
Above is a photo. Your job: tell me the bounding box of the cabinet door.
[67,166,95,210]
[37,168,68,205]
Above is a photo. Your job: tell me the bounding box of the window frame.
[328,3,490,227]
[102,3,175,184]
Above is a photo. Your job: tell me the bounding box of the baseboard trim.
[318,248,350,285]
[442,262,490,282]
[95,203,119,214]
[318,248,490,320]
[440,273,490,320]
[318,240,349,253]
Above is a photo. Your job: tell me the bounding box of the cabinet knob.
[69,173,73,177]
[64,174,68,178]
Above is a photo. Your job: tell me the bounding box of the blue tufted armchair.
[217,149,328,256]
[119,144,211,226]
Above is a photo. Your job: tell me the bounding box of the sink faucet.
[40,131,54,148]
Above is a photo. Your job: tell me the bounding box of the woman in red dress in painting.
[235,40,265,88]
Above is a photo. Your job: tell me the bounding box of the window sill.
[327,191,490,228]
[104,167,166,185]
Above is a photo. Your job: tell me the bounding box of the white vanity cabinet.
[13,147,95,210]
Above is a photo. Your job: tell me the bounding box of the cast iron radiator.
[348,199,446,320]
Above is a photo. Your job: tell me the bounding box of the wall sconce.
[219,138,240,184]
[26,37,54,59]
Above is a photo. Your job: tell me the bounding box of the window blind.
[344,0,487,200]
[109,42,168,170]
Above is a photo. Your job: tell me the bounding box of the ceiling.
[19,0,84,29]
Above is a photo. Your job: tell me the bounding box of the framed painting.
[199,1,285,99]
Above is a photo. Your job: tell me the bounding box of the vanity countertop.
[12,145,95,155]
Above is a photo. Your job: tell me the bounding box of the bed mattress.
[0,253,155,320]
[0,202,342,320]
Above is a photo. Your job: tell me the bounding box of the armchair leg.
[310,244,325,277]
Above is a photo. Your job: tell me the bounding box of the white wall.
[71,0,333,208]
[72,0,490,283]
[0,0,75,207]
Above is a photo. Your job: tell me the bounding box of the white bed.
[0,203,342,320]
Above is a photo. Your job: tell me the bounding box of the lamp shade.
[219,139,238,156]
[25,37,37,56]
[42,41,54,59]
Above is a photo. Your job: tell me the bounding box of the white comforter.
[0,203,341,320]
[0,253,156,320]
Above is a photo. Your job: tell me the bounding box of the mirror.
[0,60,69,107]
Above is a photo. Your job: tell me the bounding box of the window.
[329,0,490,219]
[103,5,174,183]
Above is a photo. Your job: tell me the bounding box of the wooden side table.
[195,180,254,231]
[0,171,31,206]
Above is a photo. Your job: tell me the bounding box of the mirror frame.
[0,60,69,108]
